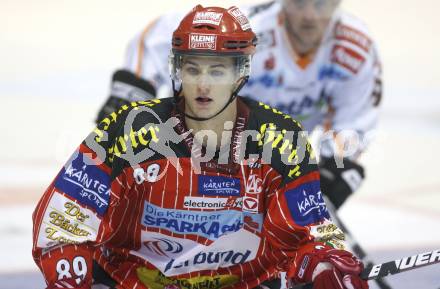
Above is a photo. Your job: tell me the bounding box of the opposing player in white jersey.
[97,0,382,211]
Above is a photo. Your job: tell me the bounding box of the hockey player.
[33,5,368,289]
[96,0,382,212]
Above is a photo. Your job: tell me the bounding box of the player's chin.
[299,30,317,41]
[187,102,216,118]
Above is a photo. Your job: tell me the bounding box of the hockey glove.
[96,69,156,123]
[287,244,368,289]
[318,157,364,210]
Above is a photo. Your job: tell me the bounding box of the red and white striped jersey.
[33,97,346,289]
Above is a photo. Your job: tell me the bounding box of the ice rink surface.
[1,0,439,288]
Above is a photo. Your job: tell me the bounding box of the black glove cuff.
[110,70,156,102]
[319,157,364,177]
[319,157,365,209]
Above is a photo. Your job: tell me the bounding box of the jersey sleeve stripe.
[135,18,159,77]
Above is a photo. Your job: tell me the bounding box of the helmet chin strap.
[172,76,249,122]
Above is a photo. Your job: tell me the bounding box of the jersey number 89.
[56,256,87,284]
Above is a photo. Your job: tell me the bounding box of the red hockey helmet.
[169,5,258,85]
[169,5,258,121]
[171,5,257,56]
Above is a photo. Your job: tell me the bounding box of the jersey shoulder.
[97,97,174,129]
[244,97,304,132]
[93,98,176,170]
[95,98,174,149]
[330,11,377,54]
[325,11,380,76]
[243,97,317,182]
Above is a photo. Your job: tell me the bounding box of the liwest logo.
[183,196,242,210]
[198,175,241,196]
[142,201,243,240]
[55,152,110,216]
[285,181,330,226]
[164,249,251,273]
[144,238,183,257]
[131,230,260,276]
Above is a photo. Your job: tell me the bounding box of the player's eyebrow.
[184,60,226,69]
[184,60,199,66]
[210,64,226,69]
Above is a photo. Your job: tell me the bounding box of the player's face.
[282,0,340,52]
[181,55,238,119]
